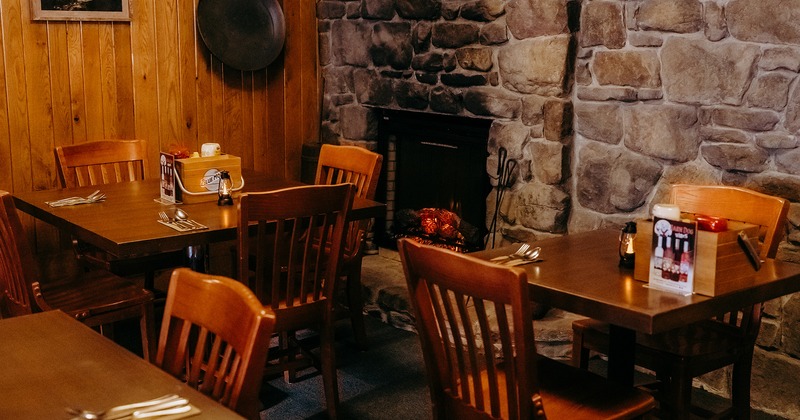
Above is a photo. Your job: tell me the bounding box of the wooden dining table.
[0,310,244,419]
[12,169,385,260]
[475,229,800,387]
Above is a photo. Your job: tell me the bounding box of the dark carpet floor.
[254,314,786,420]
[259,316,430,420]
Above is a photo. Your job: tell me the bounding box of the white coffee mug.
[201,143,221,157]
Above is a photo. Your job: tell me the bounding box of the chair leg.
[731,354,754,420]
[321,318,340,419]
[140,302,156,362]
[346,258,368,350]
[571,323,590,369]
[144,270,156,291]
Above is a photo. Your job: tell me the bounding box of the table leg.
[185,245,208,273]
[607,324,635,387]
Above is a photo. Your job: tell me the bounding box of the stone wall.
[317,0,800,417]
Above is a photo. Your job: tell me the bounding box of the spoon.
[174,208,190,221]
[66,407,104,420]
[173,208,199,229]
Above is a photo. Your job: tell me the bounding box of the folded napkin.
[157,220,208,232]
[46,196,106,207]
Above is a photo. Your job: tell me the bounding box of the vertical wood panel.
[282,0,302,180]
[300,0,319,146]
[66,22,88,143]
[81,23,105,140]
[100,24,119,138]
[155,0,180,147]
[0,7,12,194]
[48,24,74,154]
[4,0,33,194]
[177,0,198,151]
[130,0,161,162]
[113,24,136,139]
[4,0,318,211]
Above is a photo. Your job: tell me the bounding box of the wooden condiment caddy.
[174,154,242,204]
[634,215,760,296]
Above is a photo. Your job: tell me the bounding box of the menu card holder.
[647,217,697,296]
[159,152,176,204]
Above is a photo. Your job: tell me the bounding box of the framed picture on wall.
[31,0,130,21]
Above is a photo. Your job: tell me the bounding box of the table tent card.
[648,217,697,295]
[159,152,176,204]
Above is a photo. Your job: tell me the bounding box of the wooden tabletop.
[0,311,243,419]
[12,170,385,258]
[476,229,800,335]
[476,229,800,386]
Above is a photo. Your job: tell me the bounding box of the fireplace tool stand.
[487,147,516,248]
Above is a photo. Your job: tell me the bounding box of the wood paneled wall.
[0,0,319,198]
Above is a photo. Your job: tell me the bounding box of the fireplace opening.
[375,109,492,252]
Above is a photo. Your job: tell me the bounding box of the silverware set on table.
[157,210,207,232]
[490,243,542,266]
[46,190,106,207]
[68,394,193,419]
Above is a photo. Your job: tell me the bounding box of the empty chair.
[572,184,790,418]
[237,183,355,419]
[55,139,185,290]
[0,190,155,359]
[154,268,275,420]
[399,238,656,419]
[315,144,382,349]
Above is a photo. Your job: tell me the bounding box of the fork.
[490,243,530,262]
[158,211,195,230]
[157,211,170,223]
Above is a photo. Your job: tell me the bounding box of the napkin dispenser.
[174,154,244,204]
[633,216,760,297]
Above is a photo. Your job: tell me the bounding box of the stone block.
[711,107,780,132]
[761,47,800,72]
[703,1,727,41]
[574,102,622,144]
[636,0,702,33]
[593,50,661,88]
[728,0,800,45]
[580,0,625,49]
[746,73,792,111]
[370,22,413,70]
[395,80,430,109]
[431,22,480,48]
[751,348,800,417]
[340,105,379,140]
[701,144,769,173]
[461,0,505,22]
[498,35,571,96]
[543,99,572,142]
[661,38,759,106]
[361,0,394,19]
[456,47,493,71]
[396,0,441,19]
[464,87,521,118]
[429,86,462,114]
[529,140,566,184]
[441,72,488,87]
[331,20,373,67]
[623,104,700,162]
[507,0,570,39]
[480,18,509,45]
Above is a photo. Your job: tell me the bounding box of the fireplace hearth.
[375,109,491,251]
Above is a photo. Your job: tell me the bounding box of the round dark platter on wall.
[196,0,286,71]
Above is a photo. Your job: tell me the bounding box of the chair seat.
[461,356,655,419]
[536,356,655,419]
[36,269,153,321]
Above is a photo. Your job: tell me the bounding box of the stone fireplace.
[317,0,800,416]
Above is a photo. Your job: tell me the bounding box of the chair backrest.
[670,184,789,259]
[154,268,275,420]
[315,144,382,200]
[315,144,382,258]
[0,191,37,318]
[55,140,149,188]
[237,184,355,324]
[670,184,790,338]
[399,238,538,420]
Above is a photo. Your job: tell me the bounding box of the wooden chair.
[0,190,155,359]
[237,183,355,419]
[315,144,382,349]
[572,184,790,419]
[398,238,655,419]
[154,268,276,420]
[55,140,185,290]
